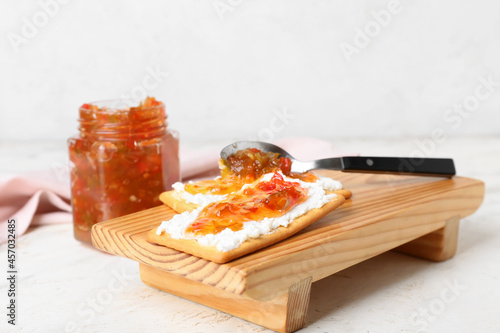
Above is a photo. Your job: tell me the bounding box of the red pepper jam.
[222,148,292,181]
[68,97,179,243]
[184,148,317,196]
[186,172,308,235]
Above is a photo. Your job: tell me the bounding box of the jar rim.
[80,99,165,112]
[77,98,168,139]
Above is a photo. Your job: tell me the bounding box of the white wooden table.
[1,136,499,333]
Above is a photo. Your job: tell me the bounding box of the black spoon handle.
[339,156,456,177]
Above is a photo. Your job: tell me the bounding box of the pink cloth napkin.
[0,137,349,243]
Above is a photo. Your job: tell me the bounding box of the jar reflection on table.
[67,97,180,244]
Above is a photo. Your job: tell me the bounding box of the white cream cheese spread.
[171,181,227,206]
[156,172,343,252]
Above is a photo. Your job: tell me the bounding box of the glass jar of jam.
[67,97,180,244]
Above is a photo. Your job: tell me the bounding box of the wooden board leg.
[285,276,312,332]
[395,215,460,262]
[139,263,312,333]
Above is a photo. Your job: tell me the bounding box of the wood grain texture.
[140,263,312,333]
[285,276,312,332]
[395,215,460,261]
[92,172,485,302]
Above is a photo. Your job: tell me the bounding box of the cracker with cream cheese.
[147,193,344,263]
[147,172,349,263]
[160,176,352,214]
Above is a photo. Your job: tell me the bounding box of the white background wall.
[1,0,499,145]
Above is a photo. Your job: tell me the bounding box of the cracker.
[160,188,352,214]
[334,189,352,200]
[148,192,346,263]
[159,191,199,213]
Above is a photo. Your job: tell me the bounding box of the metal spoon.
[220,141,456,177]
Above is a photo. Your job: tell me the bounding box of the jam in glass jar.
[67,97,179,244]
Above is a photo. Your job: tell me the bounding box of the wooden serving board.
[91,171,484,332]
